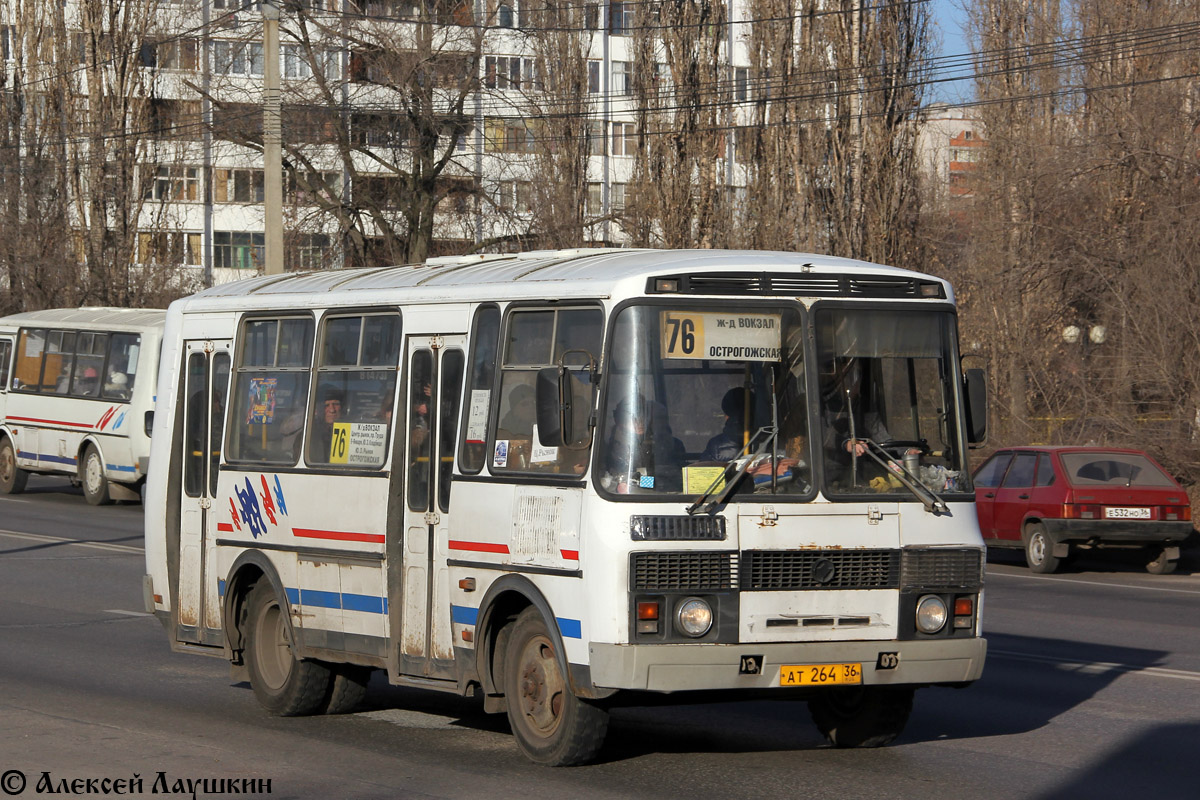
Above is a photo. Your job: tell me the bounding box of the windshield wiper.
[686,425,777,516]
[858,440,948,514]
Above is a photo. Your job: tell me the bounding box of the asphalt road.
[2,475,1198,800]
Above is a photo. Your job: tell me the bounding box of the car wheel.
[1023,523,1061,574]
[808,686,915,748]
[244,581,332,716]
[503,607,609,766]
[81,445,112,506]
[0,437,29,495]
[1145,548,1178,575]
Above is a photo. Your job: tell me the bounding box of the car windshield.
[597,303,811,500]
[1060,452,1176,487]
[815,307,971,498]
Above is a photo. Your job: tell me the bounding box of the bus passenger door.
[397,336,465,679]
[177,340,232,645]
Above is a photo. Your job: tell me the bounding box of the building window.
[146,166,200,202]
[287,171,341,205]
[612,61,631,95]
[611,122,636,156]
[214,231,265,270]
[610,1,634,35]
[485,56,537,91]
[214,168,265,203]
[283,44,340,82]
[142,38,198,71]
[484,119,536,153]
[611,182,626,212]
[290,233,333,271]
[138,232,201,266]
[495,181,533,213]
[587,60,601,94]
[588,120,605,156]
[586,182,602,216]
[734,67,749,102]
[213,40,264,77]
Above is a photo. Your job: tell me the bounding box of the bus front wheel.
[81,445,112,506]
[0,438,28,495]
[808,686,915,748]
[503,607,608,766]
[244,581,331,716]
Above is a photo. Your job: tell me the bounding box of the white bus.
[0,307,166,504]
[144,249,989,765]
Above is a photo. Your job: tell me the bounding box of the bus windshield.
[815,307,971,498]
[598,303,812,500]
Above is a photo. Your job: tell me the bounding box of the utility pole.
[262,1,284,275]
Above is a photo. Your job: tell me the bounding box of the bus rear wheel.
[503,607,608,766]
[244,581,331,716]
[809,686,915,748]
[81,445,112,506]
[0,438,28,495]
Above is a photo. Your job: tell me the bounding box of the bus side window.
[307,312,401,468]
[14,329,47,391]
[72,332,107,398]
[491,306,601,475]
[227,317,315,466]
[459,305,500,474]
[0,339,11,390]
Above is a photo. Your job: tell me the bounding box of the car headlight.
[676,597,713,637]
[915,595,948,634]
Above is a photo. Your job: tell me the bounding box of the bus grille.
[741,550,900,591]
[900,548,984,590]
[631,552,739,590]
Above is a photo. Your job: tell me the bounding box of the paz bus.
[143,248,988,765]
[0,307,165,504]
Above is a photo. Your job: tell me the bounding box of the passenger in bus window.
[603,394,684,492]
[410,380,431,450]
[309,386,344,462]
[76,367,100,397]
[701,388,753,462]
[104,373,130,400]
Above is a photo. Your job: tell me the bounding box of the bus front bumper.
[588,637,987,692]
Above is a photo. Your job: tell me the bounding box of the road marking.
[105,609,153,617]
[992,649,1200,682]
[987,569,1200,595]
[0,528,143,554]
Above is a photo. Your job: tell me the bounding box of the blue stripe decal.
[284,587,300,605]
[18,452,78,466]
[342,593,385,614]
[451,604,479,625]
[218,579,226,597]
[106,463,137,473]
[300,589,342,610]
[557,618,582,639]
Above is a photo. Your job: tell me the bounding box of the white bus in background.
[143,249,989,766]
[0,307,166,504]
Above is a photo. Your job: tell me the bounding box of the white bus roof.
[0,307,167,330]
[175,249,952,308]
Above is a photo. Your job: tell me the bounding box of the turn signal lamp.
[637,601,660,634]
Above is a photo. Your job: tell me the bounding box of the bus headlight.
[915,595,948,634]
[676,598,713,637]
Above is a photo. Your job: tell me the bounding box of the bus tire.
[0,437,29,495]
[808,686,914,748]
[244,581,331,716]
[81,445,112,506]
[503,607,608,766]
[1023,523,1060,574]
[322,664,371,714]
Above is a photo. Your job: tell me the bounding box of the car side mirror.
[535,367,565,448]
[964,367,987,447]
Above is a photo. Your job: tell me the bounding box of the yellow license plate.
[780,663,863,686]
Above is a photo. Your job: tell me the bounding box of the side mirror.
[535,367,565,448]
[964,367,987,447]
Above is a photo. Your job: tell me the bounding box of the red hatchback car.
[973,447,1193,574]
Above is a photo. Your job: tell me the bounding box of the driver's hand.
[845,440,868,456]
[905,448,920,455]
